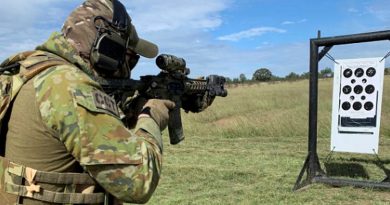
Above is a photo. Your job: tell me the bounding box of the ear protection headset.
[90,0,139,74]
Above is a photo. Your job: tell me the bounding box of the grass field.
[147,77,390,205]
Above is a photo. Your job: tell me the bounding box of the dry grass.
[145,77,390,205]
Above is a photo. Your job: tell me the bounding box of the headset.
[90,0,139,75]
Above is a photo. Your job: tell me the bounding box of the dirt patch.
[213,116,238,128]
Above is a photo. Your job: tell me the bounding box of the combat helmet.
[62,0,158,78]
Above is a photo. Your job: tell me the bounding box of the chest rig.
[0,51,106,204]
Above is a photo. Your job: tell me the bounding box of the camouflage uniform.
[0,31,163,204]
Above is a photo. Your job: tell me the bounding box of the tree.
[285,72,300,81]
[225,77,233,84]
[239,73,247,83]
[319,67,333,78]
[271,75,282,81]
[385,68,390,75]
[300,72,310,79]
[253,68,272,82]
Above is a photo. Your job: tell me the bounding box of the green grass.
[147,78,390,205]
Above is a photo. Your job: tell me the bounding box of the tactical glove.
[138,99,176,131]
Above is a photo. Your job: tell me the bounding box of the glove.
[138,99,176,131]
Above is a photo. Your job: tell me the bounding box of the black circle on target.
[342,102,351,110]
[355,68,364,77]
[354,85,363,94]
[364,102,374,111]
[366,67,376,77]
[353,102,362,111]
[343,69,353,78]
[365,85,375,94]
[342,85,352,94]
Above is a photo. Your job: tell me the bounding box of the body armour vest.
[0,51,106,205]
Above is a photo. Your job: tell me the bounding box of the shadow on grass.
[324,157,390,182]
[324,162,370,179]
[323,153,390,181]
[350,158,390,179]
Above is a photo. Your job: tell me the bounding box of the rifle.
[96,54,228,145]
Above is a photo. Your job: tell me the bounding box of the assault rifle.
[96,54,228,145]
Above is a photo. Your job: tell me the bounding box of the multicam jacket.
[0,32,163,204]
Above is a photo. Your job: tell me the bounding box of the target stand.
[293,30,390,191]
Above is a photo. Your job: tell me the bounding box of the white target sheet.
[330,57,385,154]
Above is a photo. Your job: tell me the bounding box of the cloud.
[0,1,330,79]
[281,21,294,25]
[0,1,78,30]
[281,19,307,25]
[0,0,231,67]
[217,27,286,42]
[123,0,230,33]
[0,0,298,79]
[0,0,387,81]
[132,38,309,79]
[0,1,82,60]
[255,42,271,49]
[348,8,359,13]
[119,0,234,78]
[367,1,390,23]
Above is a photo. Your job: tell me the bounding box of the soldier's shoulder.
[32,62,121,118]
[37,62,95,82]
[33,62,100,93]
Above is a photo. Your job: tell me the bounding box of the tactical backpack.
[0,51,106,204]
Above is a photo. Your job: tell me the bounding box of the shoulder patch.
[92,89,120,117]
[73,88,120,118]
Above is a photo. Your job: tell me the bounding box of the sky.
[0,0,389,79]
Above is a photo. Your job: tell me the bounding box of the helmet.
[62,0,158,78]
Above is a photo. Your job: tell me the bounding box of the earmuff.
[90,0,134,73]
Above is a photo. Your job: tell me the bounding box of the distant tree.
[239,73,247,83]
[253,68,272,82]
[232,78,240,84]
[225,77,233,84]
[300,72,310,79]
[285,72,300,81]
[271,75,282,81]
[385,68,390,75]
[319,67,333,78]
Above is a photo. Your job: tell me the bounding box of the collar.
[35,32,96,78]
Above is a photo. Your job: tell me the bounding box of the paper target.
[330,57,385,154]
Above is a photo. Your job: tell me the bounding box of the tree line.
[226,67,390,84]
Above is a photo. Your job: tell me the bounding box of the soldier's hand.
[138,99,176,131]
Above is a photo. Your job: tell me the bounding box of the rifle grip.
[168,106,184,144]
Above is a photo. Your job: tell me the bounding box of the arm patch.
[74,89,120,118]
[92,90,120,117]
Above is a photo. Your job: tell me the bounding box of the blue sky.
[0,0,389,79]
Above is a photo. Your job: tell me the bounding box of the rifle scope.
[156,54,187,73]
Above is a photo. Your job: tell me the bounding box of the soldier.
[0,0,174,204]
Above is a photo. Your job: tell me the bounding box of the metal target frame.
[293,30,390,190]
